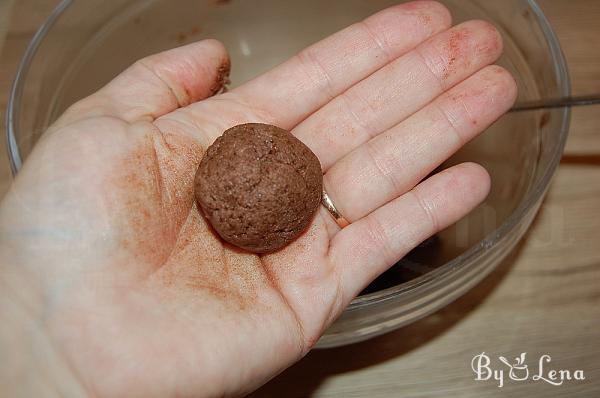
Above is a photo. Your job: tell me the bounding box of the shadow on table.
[248,233,532,398]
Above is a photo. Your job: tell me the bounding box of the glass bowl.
[5,0,570,347]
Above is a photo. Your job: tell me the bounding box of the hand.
[0,2,516,397]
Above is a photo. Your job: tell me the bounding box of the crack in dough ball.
[194,123,323,253]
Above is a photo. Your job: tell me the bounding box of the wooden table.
[1,1,599,396]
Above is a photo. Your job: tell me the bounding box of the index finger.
[230,1,452,129]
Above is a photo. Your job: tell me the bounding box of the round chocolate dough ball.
[194,123,323,253]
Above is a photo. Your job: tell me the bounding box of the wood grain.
[0,1,599,397]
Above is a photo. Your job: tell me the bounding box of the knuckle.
[411,189,440,233]
[365,141,402,194]
[296,48,335,96]
[364,215,396,265]
[434,99,466,146]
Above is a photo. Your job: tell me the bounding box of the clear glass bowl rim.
[4,0,571,311]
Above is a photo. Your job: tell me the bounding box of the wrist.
[0,253,89,397]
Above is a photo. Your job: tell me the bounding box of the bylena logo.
[471,352,585,388]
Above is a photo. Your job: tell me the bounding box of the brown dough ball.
[194,123,323,253]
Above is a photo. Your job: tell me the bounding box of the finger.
[56,40,230,126]
[229,1,452,129]
[323,65,517,222]
[294,20,504,169]
[330,162,491,302]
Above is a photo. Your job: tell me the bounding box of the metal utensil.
[511,95,600,112]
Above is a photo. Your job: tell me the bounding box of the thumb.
[56,39,230,126]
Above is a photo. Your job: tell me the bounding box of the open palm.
[0,2,516,397]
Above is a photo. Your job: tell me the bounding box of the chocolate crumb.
[539,112,551,129]
[176,33,187,44]
[211,59,232,95]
